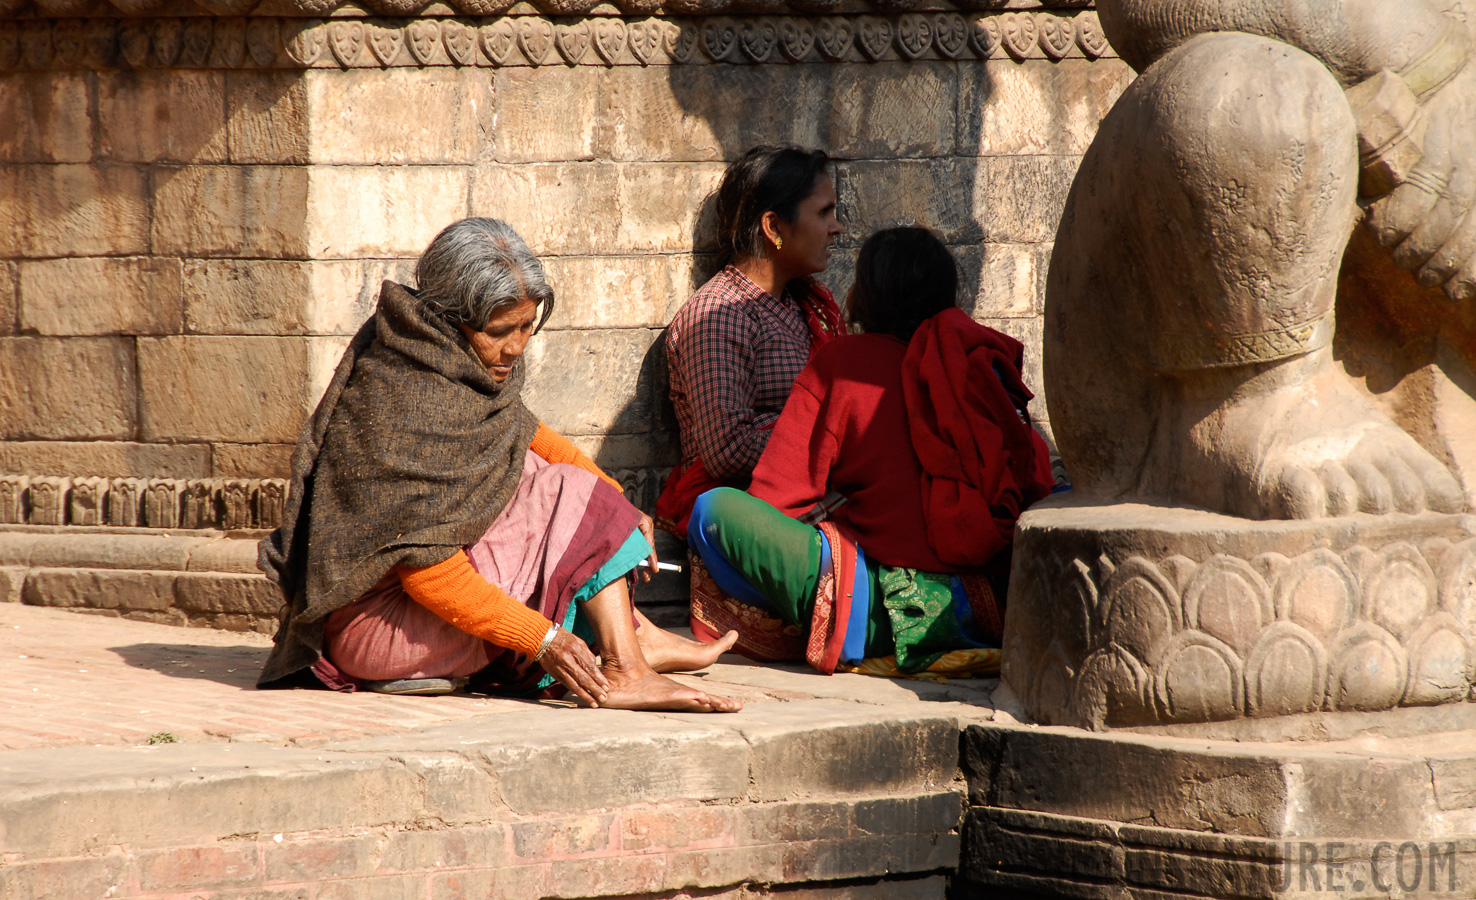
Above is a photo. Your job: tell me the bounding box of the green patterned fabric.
[876,567,969,673]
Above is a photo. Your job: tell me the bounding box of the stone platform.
[0,603,992,899]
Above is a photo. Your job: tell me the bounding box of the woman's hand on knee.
[539,629,611,707]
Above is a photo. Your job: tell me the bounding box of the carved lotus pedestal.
[961,499,1476,899]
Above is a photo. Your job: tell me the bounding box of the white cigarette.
[656,561,684,573]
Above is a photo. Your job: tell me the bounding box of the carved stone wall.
[0,2,1126,533]
[1003,500,1476,730]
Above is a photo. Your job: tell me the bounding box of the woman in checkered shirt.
[656,146,846,538]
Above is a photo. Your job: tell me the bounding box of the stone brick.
[226,71,309,164]
[492,67,600,163]
[379,827,505,873]
[617,163,726,254]
[853,792,964,836]
[183,259,397,336]
[397,754,503,825]
[316,875,426,900]
[20,257,184,335]
[174,572,280,616]
[431,865,545,900]
[0,261,17,335]
[306,68,490,165]
[0,337,137,440]
[835,159,978,248]
[23,568,178,612]
[305,166,468,259]
[0,566,23,603]
[512,813,616,860]
[663,845,782,890]
[547,853,667,899]
[971,155,1082,244]
[0,73,92,163]
[0,854,128,900]
[0,440,210,478]
[264,835,378,882]
[621,805,735,852]
[211,443,295,479]
[960,58,1132,158]
[184,539,269,575]
[958,243,1045,318]
[99,70,228,164]
[138,844,261,891]
[539,255,678,330]
[602,66,729,163]
[568,431,680,470]
[740,800,853,844]
[472,163,619,257]
[5,164,150,257]
[152,165,310,258]
[522,328,657,436]
[138,335,313,443]
[823,62,956,160]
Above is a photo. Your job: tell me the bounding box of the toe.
[1373,453,1425,513]
[1268,465,1327,519]
[1345,458,1394,514]
[1399,446,1466,514]
[1317,462,1358,517]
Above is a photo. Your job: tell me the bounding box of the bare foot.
[1159,354,1467,519]
[597,665,744,713]
[634,610,738,673]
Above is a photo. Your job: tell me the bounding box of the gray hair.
[415,217,556,332]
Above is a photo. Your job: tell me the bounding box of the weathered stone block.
[959,58,1132,157]
[184,537,269,574]
[0,855,127,900]
[978,316,1045,406]
[958,243,1045,318]
[823,62,956,159]
[540,255,678,330]
[152,165,310,258]
[106,477,145,526]
[971,154,1082,244]
[471,163,619,256]
[0,262,16,336]
[522,329,658,436]
[26,475,68,525]
[601,66,729,163]
[379,827,505,873]
[305,68,490,165]
[511,812,616,860]
[4,164,149,257]
[183,258,398,337]
[226,70,309,164]
[0,337,137,440]
[174,571,280,616]
[0,73,92,164]
[0,441,211,479]
[0,566,23,603]
[138,336,314,443]
[621,804,735,852]
[20,257,184,335]
[212,443,294,479]
[23,567,177,612]
[0,476,28,524]
[265,834,380,883]
[547,853,667,899]
[835,159,978,248]
[136,844,259,892]
[493,67,602,162]
[617,163,726,254]
[305,166,468,259]
[68,475,107,525]
[98,70,228,164]
[143,478,183,529]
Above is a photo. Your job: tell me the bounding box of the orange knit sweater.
[395,423,623,657]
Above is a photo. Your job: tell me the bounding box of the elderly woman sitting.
[257,217,740,713]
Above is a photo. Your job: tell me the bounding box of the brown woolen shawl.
[257,281,539,688]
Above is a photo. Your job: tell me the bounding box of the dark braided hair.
[714,146,832,268]
[847,227,960,342]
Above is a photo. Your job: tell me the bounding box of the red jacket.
[749,313,1053,572]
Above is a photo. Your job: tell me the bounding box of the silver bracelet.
[533,623,560,662]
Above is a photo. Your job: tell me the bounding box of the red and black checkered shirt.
[666,266,816,481]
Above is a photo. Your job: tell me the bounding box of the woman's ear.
[759,211,783,249]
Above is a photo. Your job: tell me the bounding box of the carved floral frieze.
[0,8,1113,69]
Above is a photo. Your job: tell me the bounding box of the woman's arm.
[529,422,624,493]
[748,368,839,518]
[677,304,772,481]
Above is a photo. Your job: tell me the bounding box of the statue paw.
[1261,434,1466,518]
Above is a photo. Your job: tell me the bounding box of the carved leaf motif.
[0,23,17,71]
[151,18,183,66]
[442,20,475,65]
[517,17,554,65]
[1038,14,1073,59]
[1000,12,1037,60]
[555,20,591,65]
[815,18,852,61]
[369,21,403,66]
[594,18,626,65]
[701,18,736,62]
[283,19,326,66]
[932,13,965,59]
[52,19,83,66]
[211,17,246,67]
[968,15,1000,58]
[894,13,930,60]
[667,22,698,65]
[119,20,151,68]
[82,18,116,66]
[1076,12,1108,58]
[739,18,776,62]
[627,18,662,65]
[778,18,813,62]
[180,17,213,66]
[479,18,516,65]
[855,16,891,61]
[407,19,441,65]
[245,17,277,67]
[329,20,365,67]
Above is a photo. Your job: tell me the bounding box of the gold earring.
[774,236,783,250]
